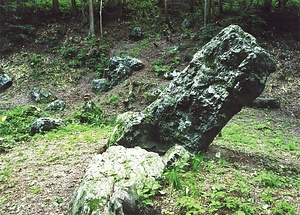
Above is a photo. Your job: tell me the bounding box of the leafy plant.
[164,168,182,190]
[137,178,161,206]
[54,197,63,204]
[30,186,41,194]
[0,106,47,138]
[72,101,106,126]
[253,171,282,187]
[176,196,205,215]
[101,94,120,105]
[273,200,297,215]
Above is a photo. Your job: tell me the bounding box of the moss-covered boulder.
[68,146,165,215]
[108,25,277,152]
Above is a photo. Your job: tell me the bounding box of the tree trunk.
[164,0,174,32]
[189,0,195,13]
[71,0,77,16]
[218,0,223,14]
[89,0,95,37]
[244,0,253,12]
[100,0,103,37]
[263,0,272,12]
[204,0,211,26]
[52,0,60,14]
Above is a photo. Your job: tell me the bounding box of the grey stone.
[0,71,12,92]
[163,145,192,168]
[108,25,277,153]
[144,89,162,104]
[109,56,124,70]
[102,56,144,92]
[30,87,56,103]
[68,145,165,215]
[77,101,103,124]
[182,19,193,28]
[92,79,108,92]
[45,99,66,111]
[123,57,144,71]
[30,117,65,135]
[129,27,143,41]
[109,56,144,72]
[248,97,280,109]
[164,69,181,80]
[109,64,132,88]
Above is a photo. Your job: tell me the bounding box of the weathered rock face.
[108,25,277,152]
[0,70,12,92]
[92,78,109,92]
[30,87,56,103]
[129,27,143,41]
[108,56,144,85]
[68,146,165,215]
[93,56,144,93]
[45,99,66,111]
[30,117,65,135]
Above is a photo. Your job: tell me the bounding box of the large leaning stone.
[68,146,165,215]
[108,25,277,152]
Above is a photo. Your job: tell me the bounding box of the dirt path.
[0,135,107,214]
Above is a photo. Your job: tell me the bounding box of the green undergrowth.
[0,103,115,152]
[215,108,300,163]
[160,108,299,215]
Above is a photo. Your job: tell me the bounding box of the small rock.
[30,117,65,135]
[92,78,109,92]
[182,19,194,28]
[129,27,143,41]
[45,99,66,111]
[0,70,12,92]
[164,69,181,80]
[30,87,56,103]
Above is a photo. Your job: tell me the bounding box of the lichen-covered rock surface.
[45,99,66,111]
[30,117,66,135]
[0,70,12,92]
[109,25,277,152]
[68,145,165,215]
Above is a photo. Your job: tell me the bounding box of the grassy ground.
[153,108,299,214]
[0,107,298,214]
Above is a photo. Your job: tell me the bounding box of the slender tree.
[100,0,103,37]
[52,0,60,14]
[264,0,272,12]
[189,0,195,13]
[204,0,211,26]
[218,0,223,14]
[89,0,95,37]
[164,0,174,32]
[71,0,77,16]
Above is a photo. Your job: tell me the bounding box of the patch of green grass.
[273,199,298,215]
[101,94,120,105]
[30,186,41,194]
[158,108,299,214]
[0,106,51,151]
[54,197,63,204]
[215,108,300,162]
[33,123,114,144]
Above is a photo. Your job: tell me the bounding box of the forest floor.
[0,16,299,215]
